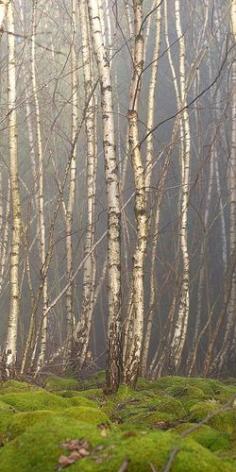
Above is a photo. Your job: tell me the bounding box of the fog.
[0,0,235,387]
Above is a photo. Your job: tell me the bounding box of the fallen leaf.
[57,438,91,469]
[78,447,90,457]
[68,452,81,462]
[58,455,73,467]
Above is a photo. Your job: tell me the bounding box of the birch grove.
[0,0,235,388]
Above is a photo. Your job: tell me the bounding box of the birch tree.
[64,0,78,362]
[31,0,48,371]
[123,0,148,387]
[0,0,9,35]
[88,0,121,392]
[4,1,21,372]
[140,1,163,376]
[168,0,191,371]
[71,0,97,372]
[212,0,236,373]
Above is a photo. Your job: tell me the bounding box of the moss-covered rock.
[0,417,234,472]
[69,395,98,408]
[153,376,229,398]
[122,396,186,426]
[166,385,205,403]
[0,416,104,472]
[190,401,236,434]
[0,375,235,471]
[0,391,70,411]
[82,432,235,472]
[174,422,230,452]
[63,406,109,425]
[0,406,108,443]
[0,410,57,442]
[107,388,186,426]
[0,380,41,394]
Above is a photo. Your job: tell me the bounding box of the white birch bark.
[64,0,78,359]
[124,0,133,38]
[4,1,21,371]
[140,1,163,376]
[0,0,9,33]
[0,182,10,296]
[88,0,121,392]
[123,0,148,386]
[72,0,97,372]
[31,0,48,371]
[169,0,191,370]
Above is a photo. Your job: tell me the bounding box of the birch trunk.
[4,1,21,372]
[0,182,10,296]
[0,0,9,35]
[64,0,78,361]
[213,0,236,372]
[123,0,148,387]
[169,0,191,371]
[31,0,48,372]
[140,1,163,376]
[88,0,121,392]
[187,131,215,375]
[72,0,97,373]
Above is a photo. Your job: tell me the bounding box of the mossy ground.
[0,374,236,471]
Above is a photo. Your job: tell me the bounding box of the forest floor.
[0,373,236,471]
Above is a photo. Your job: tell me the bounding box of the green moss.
[63,406,109,425]
[187,378,225,396]
[0,419,234,472]
[166,385,205,400]
[154,376,191,391]
[0,391,70,411]
[136,377,153,389]
[126,396,187,426]
[109,390,186,425]
[214,385,236,404]
[44,375,79,392]
[100,399,117,418]
[174,422,230,451]
[154,377,228,397]
[77,388,104,400]
[0,376,235,471]
[111,385,155,406]
[0,410,57,441]
[190,400,219,419]
[0,380,41,394]
[222,378,236,386]
[0,415,104,472]
[0,405,108,445]
[112,385,141,401]
[0,400,15,412]
[69,395,98,408]
[81,371,106,388]
[190,401,236,434]
[81,432,235,472]
[55,389,84,398]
